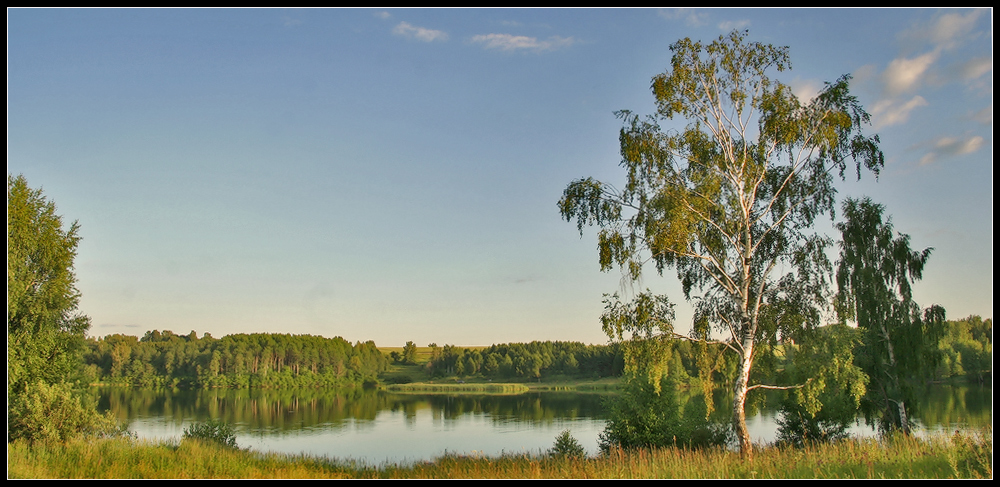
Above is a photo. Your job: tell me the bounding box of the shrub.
[598,375,730,452]
[549,429,586,458]
[8,381,127,443]
[182,419,239,449]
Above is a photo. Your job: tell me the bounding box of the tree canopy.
[559,30,883,456]
[8,174,124,443]
[835,197,945,434]
[7,174,91,396]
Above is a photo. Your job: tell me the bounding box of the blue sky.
[8,8,992,346]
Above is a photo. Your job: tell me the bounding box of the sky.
[8,8,993,347]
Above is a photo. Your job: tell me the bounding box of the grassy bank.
[383,376,620,394]
[8,427,991,479]
[385,382,530,393]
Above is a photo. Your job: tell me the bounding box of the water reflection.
[95,384,990,465]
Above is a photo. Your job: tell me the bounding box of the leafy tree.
[402,340,418,365]
[8,174,125,442]
[776,323,867,447]
[549,429,586,458]
[559,31,883,456]
[7,174,91,396]
[935,315,992,384]
[597,292,729,451]
[835,197,945,435]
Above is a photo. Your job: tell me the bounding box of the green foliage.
[549,429,586,458]
[776,324,868,447]
[84,331,389,388]
[182,419,239,449]
[424,341,618,381]
[402,341,418,365]
[558,30,882,455]
[836,197,946,434]
[6,175,127,444]
[7,174,90,397]
[599,372,730,453]
[946,426,993,478]
[8,381,127,444]
[935,315,992,383]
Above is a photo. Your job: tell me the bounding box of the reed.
[8,426,991,479]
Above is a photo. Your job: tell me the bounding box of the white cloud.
[718,19,751,32]
[789,77,823,104]
[900,9,988,52]
[918,135,985,166]
[658,8,709,27]
[393,21,448,42]
[871,95,928,128]
[470,33,575,52]
[882,50,938,96]
[374,11,391,20]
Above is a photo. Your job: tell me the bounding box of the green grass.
[8,427,991,479]
[385,382,530,393]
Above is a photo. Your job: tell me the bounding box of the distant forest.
[82,315,990,389]
[84,331,388,389]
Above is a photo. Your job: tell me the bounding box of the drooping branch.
[747,378,813,392]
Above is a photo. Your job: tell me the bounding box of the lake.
[95,384,991,466]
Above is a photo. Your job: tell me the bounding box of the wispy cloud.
[882,51,937,97]
[918,135,985,166]
[393,21,448,42]
[898,9,988,52]
[970,104,992,125]
[718,19,751,32]
[871,96,929,128]
[789,77,823,104]
[658,8,709,27]
[470,33,575,52]
[868,10,990,130]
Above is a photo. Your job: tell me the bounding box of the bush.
[598,375,730,452]
[182,419,239,449]
[8,381,127,443]
[549,429,586,458]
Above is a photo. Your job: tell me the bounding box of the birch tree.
[835,197,945,435]
[559,30,883,457]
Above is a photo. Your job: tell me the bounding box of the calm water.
[95,384,991,466]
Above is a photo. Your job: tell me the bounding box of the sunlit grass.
[8,427,991,479]
[385,382,530,393]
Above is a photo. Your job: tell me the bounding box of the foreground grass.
[9,427,991,479]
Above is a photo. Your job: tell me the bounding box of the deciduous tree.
[7,174,90,396]
[8,174,124,442]
[559,31,883,456]
[835,197,945,435]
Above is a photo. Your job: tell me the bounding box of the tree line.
[421,341,621,380]
[84,330,389,389]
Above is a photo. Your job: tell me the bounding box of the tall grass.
[8,427,991,479]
